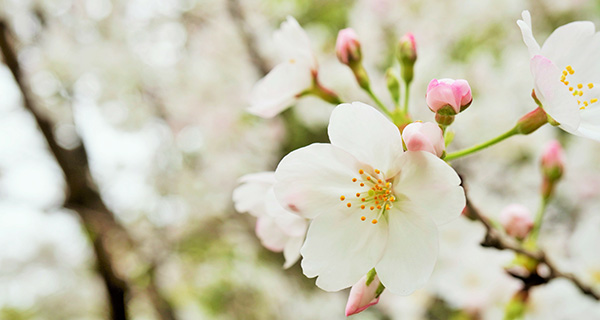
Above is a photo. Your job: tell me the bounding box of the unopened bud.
[541,140,564,181]
[336,28,362,65]
[398,33,417,84]
[499,204,534,240]
[402,121,445,157]
[426,78,472,116]
[515,107,548,135]
[345,273,383,316]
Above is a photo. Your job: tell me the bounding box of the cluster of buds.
[426,79,473,127]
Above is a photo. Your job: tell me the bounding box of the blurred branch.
[463,190,599,301]
[226,0,270,76]
[0,20,178,320]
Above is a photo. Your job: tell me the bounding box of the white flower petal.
[530,55,581,132]
[274,16,317,69]
[392,151,465,225]
[265,188,308,237]
[232,172,276,217]
[375,209,438,295]
[541,21,596,67]
[517,10,541,57]
[575,105,600,141]
[248,61,313,118]
[283,235,304,269]
[300,208,388,292]
[328,102,404,176]
[255,216,287,252]
[274,143,363,219]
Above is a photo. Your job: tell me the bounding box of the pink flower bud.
[541,140,564,179]
[398,33,417,83]
[402,122,445,157]
[499,204,534,240]
[426,78,472,114]
[336,28,361,65]
[345,274,381,316]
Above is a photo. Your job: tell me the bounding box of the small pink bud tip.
[336,28,361,65]
[345,274,381,316]
[541,140,564,172]
[499,204,534,240]
[426,78,472,114]
[398,32,417,61]
[402,122,445,157]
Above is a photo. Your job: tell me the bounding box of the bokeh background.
[1,0,600,319]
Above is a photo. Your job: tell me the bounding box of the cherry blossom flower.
[273,102,465,294]
[518,10,600,140]
[401,121,445,157]
[248,17,318,118]
[233,172,308,268]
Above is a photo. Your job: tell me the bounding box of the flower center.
[339,168,396,225]
[560,65,598,110]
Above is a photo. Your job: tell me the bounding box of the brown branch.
[464,193,599,300]
[0,20,178,320]
[226,0,270,76]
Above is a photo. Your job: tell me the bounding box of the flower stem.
[310,79,342,105]
[529,197,549,244]
[364,85,393,118]
[401,80,411,114]
[444,127,519,161]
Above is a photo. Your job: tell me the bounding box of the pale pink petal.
[265,189,308,237]
[517,10,541,57]
[255,216,287,252]
[274,16,317,69]
[274,143,363,219]
[375,209,438,295]
[327,102,404,176]
[300,207,388,292]
[392,151,464,225]
[530,55,580,132]
[283,235,304,269]
[248,61,313,118]
[232,172,276,217]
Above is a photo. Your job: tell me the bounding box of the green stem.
[444,127,519,161]
[364,85,393,118]
[528,196,549,245]
[401,80,411,114]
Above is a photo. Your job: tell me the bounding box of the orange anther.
[366,177,371,181]
[359,169,364,174]
[564,81,569,85]
[371,219,378,224]
[356,193,361,197]
[578,83,583,89]
[361,205,365,209]
[360,183,364,187]
[361,198,366,202]
[347,203,352,208]
[340,196,345,201]
[377,205,382,209]
[579,91,583,96]
[375,169,380,174]
[370,206,374,210]
[361,216,366,221]
[569,87,574,91]
[378,179,383,184]
[352,178,357,182]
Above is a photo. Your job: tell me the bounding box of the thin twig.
[464,193,599,300]
[0,20,178,320]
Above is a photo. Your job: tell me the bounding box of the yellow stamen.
[340,196,345,201]
[361,216,366,221]
[564,81,569,85]
[580,106,586,110]
[578,83,583,89]
[584,101,589,106]
[588,83,594,89]
[569,87,574,91]
[566,65,574,74]
[562,70,568,76]
[358,169,364,174]
[371,219,378,224]
[375,169,380,174]
[591,98,598,103]
[579,91,583,96]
